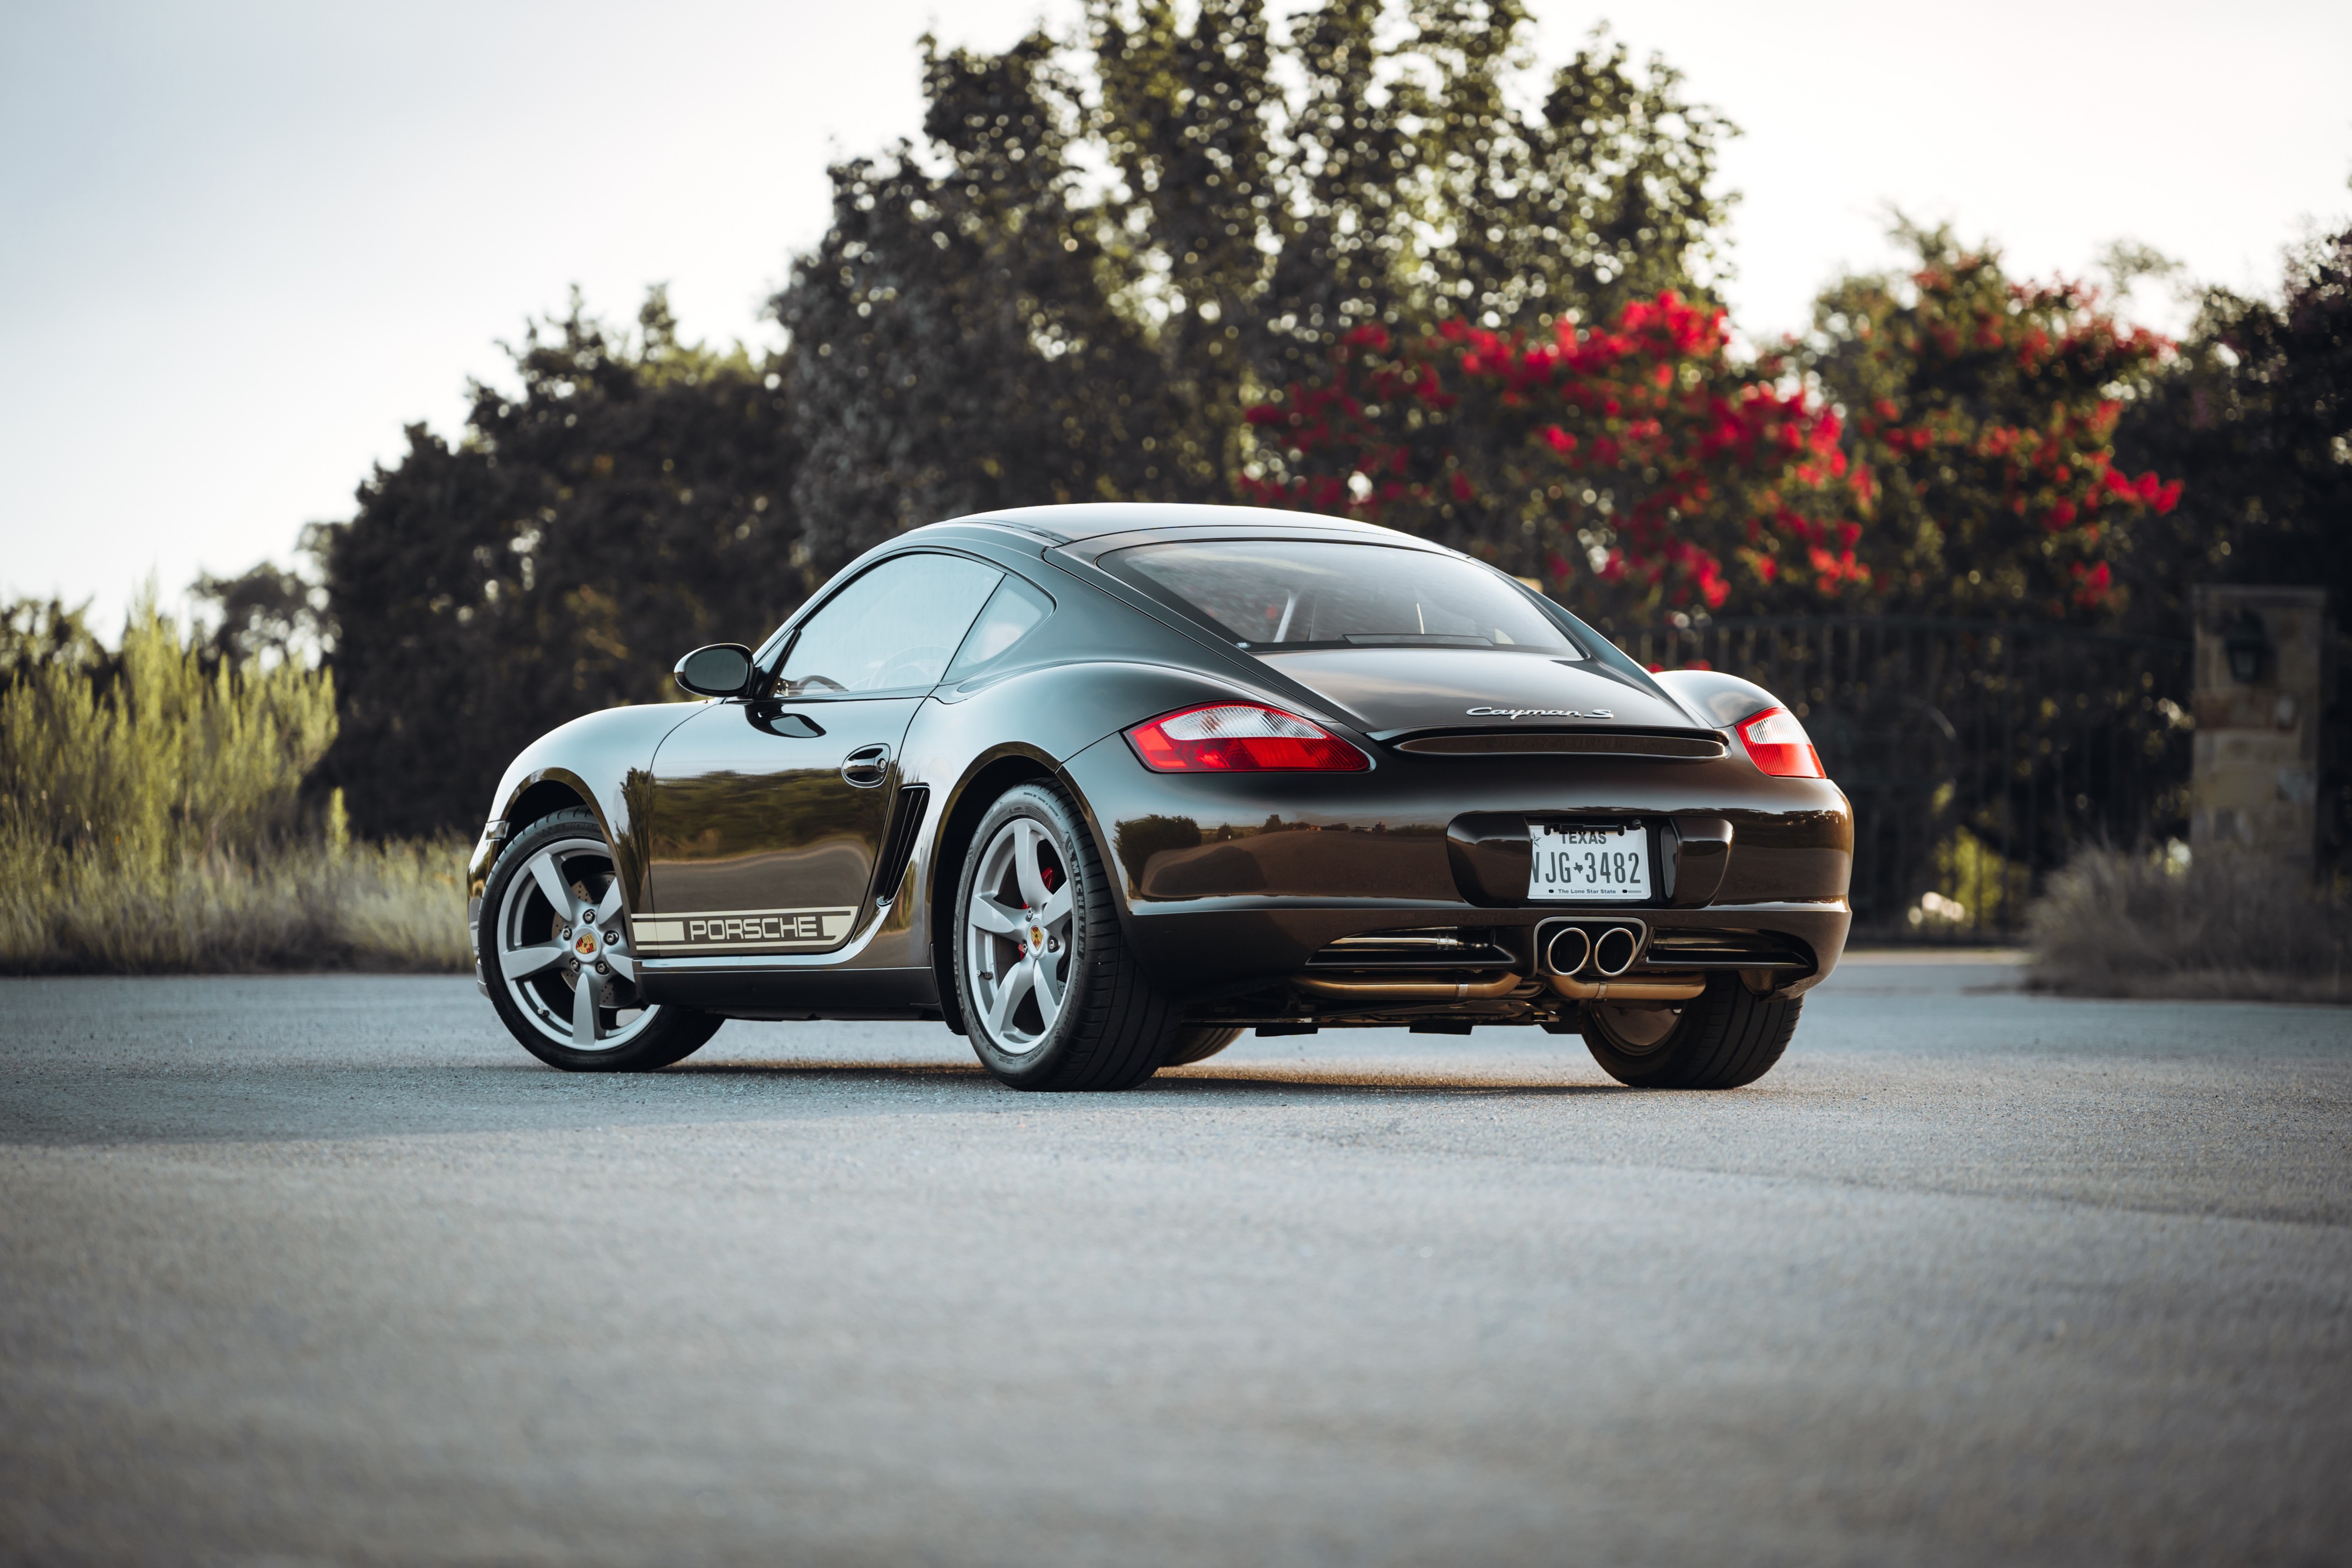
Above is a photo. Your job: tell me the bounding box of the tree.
[774,33,1172,579]
[1803,225,2179,623]
[314,290,801,837]
[193,553,329,668]
[773,2,1738,559]
[2112,224,2352,634]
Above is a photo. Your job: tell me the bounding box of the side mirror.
[674,643,755,698]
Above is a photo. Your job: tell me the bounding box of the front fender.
[466,703,705,911]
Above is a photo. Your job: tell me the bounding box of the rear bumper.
[1060,734,1853,1005]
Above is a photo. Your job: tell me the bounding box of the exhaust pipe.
[1549,973,1706,1002]
[1591,925,1640,977]
[1292,973,1525,1001]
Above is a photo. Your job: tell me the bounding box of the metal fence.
[1623,617,2195,944]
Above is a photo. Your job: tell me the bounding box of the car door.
[637,551,1006,959]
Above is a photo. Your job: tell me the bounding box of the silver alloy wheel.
[963,817,1075,1055]
[495,834,657,1051]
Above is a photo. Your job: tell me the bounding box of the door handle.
[841,743,892,788]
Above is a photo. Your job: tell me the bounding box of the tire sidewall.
[1581,975,1796,1089]
[953,784,1099,1087]
[480,810,711,1072]
[1580,993,1707,1088]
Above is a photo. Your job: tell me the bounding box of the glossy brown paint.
[469,505,1853,1031]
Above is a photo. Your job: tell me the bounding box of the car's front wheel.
[480,807,723,1071]
[954,781,1181,1090]
[1579,975,1799,1089]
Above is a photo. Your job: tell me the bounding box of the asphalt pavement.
[2,957,2347,1566]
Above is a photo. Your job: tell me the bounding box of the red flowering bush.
[1240,293,1866,623]
[1805,229,2179,619]
[1241,230,2184,626]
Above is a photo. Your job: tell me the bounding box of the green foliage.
[193,553,329,667]
[2112,226,2352,633]
[776,33,1172,572]
[0,598,463,974]
[2,595,335,870]
[2,597,111,689]
[316,288,801,837]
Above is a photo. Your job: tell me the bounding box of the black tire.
[1162,1026,1245,1067]
[953,780,1181,1090]
[1580,975,1799,1089]
[479,807,724,1072]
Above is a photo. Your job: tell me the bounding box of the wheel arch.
[506,777,593,837]
[1652,668,1783,729]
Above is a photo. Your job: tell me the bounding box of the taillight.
[1736,707,1825,779]
[1125,703,1370,773]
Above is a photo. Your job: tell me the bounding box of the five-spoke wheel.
[952,782,1180,1090]
[495,831,657,1052]
[479,807,721,1071]
[963,817,1075,1054]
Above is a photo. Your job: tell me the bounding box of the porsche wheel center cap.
[574,931,600,958]
[1028,925,1045,950]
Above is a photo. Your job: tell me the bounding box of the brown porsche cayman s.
[468,504,1852,1089]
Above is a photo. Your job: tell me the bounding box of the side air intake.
[869,785,931,907]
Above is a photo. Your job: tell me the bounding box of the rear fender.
[1652,668,1784,730]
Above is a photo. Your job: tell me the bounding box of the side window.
[944,575,1055,680]
[776,553,1004,696]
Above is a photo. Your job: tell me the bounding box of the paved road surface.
[3,960,2347,1566]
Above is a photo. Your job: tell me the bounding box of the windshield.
[1102,539,1584,656]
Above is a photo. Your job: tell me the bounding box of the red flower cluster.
[1240,293,1870,617]
[1826,257,2180,614]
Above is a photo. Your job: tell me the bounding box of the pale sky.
[4,0,2347,633]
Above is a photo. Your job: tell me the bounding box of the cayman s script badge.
[1465,706,1613,719]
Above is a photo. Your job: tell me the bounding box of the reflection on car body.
[467,503,1852,1091]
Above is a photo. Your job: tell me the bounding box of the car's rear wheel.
[1579,975,1799,1089]
[954,781,1181,1090]
[480,807,723,1072]
[1162,1026,1245,1067]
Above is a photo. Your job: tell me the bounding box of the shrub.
[2024,845,2350,1002]
[0,597,467,974]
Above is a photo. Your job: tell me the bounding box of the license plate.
[1528,823,1651,902]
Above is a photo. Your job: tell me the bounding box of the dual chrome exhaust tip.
[1541,921,1644,979]
[1538,918,1706,1003]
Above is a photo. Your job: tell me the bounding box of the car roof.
[933,502,1448,551]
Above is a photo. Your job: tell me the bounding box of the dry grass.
[2024,845,2352,1004]
[0,837,470,975]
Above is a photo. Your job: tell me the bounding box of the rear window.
[1101,539,1584,656]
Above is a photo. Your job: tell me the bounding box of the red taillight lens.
[1125,703,1370,773]
[1736,707,1825,779]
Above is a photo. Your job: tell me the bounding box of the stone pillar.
[2190,585,2329,862]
